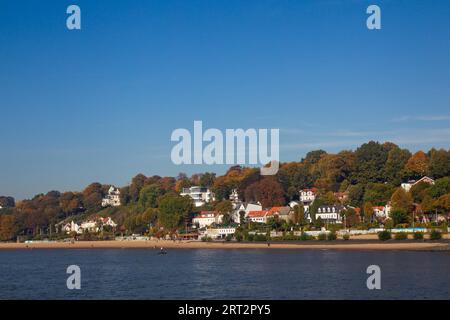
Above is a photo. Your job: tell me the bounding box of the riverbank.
[0,238,449,251]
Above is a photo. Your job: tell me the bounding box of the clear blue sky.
[1,0,449,199]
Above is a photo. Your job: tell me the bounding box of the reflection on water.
[0,249,449,299]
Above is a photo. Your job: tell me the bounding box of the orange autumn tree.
[404,151,429,179]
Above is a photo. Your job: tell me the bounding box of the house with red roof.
[247,210,272,224]
[192,211,223,228]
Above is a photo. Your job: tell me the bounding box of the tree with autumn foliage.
[404,151,429,180]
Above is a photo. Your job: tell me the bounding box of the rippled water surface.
[0,249,449,299]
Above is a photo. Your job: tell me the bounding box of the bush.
[413,232,424,240]
[318,233,327,241]
[378,230,391,241]
[235,233,243,242]
[201,236,212,242]
[342,233,350,241]
[327,231,337,241]
[394,232,408,240]
[225,234,233,242]
[300,233,313,241]
[254,234,267,242]
[430,229,442,240]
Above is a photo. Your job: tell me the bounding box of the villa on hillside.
[200,225,237,239]
[180,186,215,207]
[232,202,263,224]
[268,206,293,222]
[247,210,273,224]
[61,217,117,235]
[299,188,318,203]
[401,176,435,192]
[192,211,223,228]
[299,188,318,213]
[315,205,346,224]
[372,204,391,219]
[102,186,121,207]
[229,189,240,203]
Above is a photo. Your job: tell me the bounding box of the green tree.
[293,204,306,226]
[138,184,163,209]
[347,184,365,207]
[410,181,432,203]
[429,177,450,199]
[353,141,390,184]
[390,188,413,213]
[428,148,450,179]
[214,200,233,215]
[0,215,17,241]
[363,183,394,206]
[383,147,411,185]
[199,172,216,188]
[157,193,193,230]
[363,202,374,222]
[391,210,409,226]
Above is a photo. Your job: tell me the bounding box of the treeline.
[0,141,449,240]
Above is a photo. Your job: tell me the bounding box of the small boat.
[158,248,167,255]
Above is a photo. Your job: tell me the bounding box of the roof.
[414,176,435,185]
[268,206,291,215]
[247,210,269,218]
[300,188,318,193]
[318,204,345,210]
[193,211,219,219]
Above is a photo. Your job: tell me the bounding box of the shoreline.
[0,239,449,251]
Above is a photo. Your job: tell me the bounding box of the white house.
[62,221,80,234]
[401,176,435,192]
[289,201,299,209]
[299,188,318,203]
[315,205,345,224]
[229,189,240,203]
[192,211,223,228]
[180,186,215,207]
[102,186,121,207]
[99,217,118,228]
[62,217,117,234]
[247,210,274,224]
[81,220,99,233]
[201,226,237,239]
[373,205,391,219]
[232,202,263,224]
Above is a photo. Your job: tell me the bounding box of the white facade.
[201,226,236,239]
[63,221,80,234]
[299,188,317,203]
[181,186,215,207]
[247,210,273,224]
[102,186,121,207]
[315,205,344,224]
[192,211,222,228]
[289,201,299,209]
[62,217,117,234]
[401,176,435,192]
[81,220,99,233]
[229,189,240,203]
[373,205,391,219]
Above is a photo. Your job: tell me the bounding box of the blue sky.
[1,0,449,199]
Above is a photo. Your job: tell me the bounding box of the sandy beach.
[0,238,449,251]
